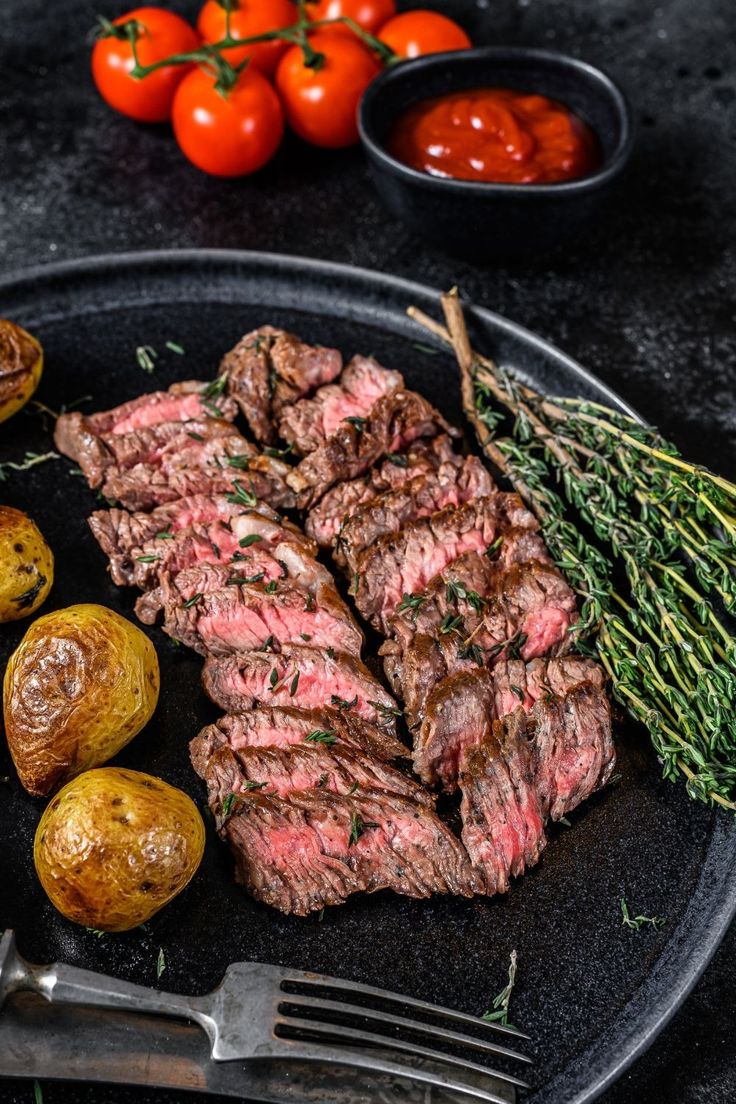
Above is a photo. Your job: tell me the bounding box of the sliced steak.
[413,668,495,790]
[135,541,336,622]
[495,561,578,660]
[200,741,430,807]
[459,710,546,895]
[101,435,295,511]
[355,494,536,633]
[203,646,399,731]
[55,383,237,460]
[152,567,364,657]
[305,435,461,546]
[221,787,479,914]
[278,356,403,454]
[492,655,606,717]
[89,497,313,587]
[190,707,407,776]
[532,683,615,820]
[219,326,342,442]
[336,456,495,572]
[65,418,242,490]
[287,390,455,508]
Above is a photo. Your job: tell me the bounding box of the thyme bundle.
[409,289,736,811]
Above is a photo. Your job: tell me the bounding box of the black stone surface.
[0,1,734,1102]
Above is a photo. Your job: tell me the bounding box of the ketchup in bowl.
[387,87,601,185]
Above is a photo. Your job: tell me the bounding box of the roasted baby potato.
[34,767,205,931]
[3,603,159,796]
[0,506,54,622]
[0,319,43,424]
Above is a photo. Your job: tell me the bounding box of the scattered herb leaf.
[156,947,166,980]
[481,950,518,1028]
[621,898,665,930]
[305,729,337,746]
[239,534,263,547]
[183,592,204,608]
[136,344,157,373]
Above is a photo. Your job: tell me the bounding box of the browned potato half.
[3,603,159,796]
[34,767,205,931]
[0,319,43,424]
[0,506,54,622]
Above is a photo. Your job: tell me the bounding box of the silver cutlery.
[0,930,531,1103]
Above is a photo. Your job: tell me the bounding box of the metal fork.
[0,930,531,1103]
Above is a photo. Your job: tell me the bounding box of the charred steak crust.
[221,787,480,914]
[218,326,342,443]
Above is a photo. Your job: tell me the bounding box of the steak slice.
[89,497,313,587]
[221,787,479,914]
[414,668,495,790]
[492,655,606,717]
[203,646,399,731]
[532,683,615,820]
[101,435,295,511]
[55,382,237,455]
[199,741,430,808]
[219,326,342,443]
[134,539,336,621]
[355,494,536,633]
[152,567,364,658]
[190,707,407,775]
[278,356,403,454]
[305,435,461,546]
[335,456,495,572]
[459,710,546,895]
[62,417,242,490]
[287,390,455,508]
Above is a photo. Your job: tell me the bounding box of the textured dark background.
[1,0,735,1101]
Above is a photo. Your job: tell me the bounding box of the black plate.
[1,250,735,1104]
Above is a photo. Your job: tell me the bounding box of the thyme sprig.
[408,290,736,811]
[482,950,518,1028]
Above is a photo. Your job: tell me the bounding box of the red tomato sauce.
[387,87,601,185]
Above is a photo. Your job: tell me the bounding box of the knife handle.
[0,931,216,1046]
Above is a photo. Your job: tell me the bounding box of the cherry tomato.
[307,0,396,36]
[92,7,200,123]
[276,32,380,148]
[197,0,297,74]
[172,64,284,177]
[378,10,471,59]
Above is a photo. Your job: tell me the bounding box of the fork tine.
[277,1037,519,1104]
[281,970,529,1040]
[277,1015,531,1090]
[280,994,531,1065]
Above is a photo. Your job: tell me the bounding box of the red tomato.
[197,0,297,74]
[307,0,396,36]
[378,10,471,59]
[276,32,380,148]
[172,65,284,177]
[91,7,200,123]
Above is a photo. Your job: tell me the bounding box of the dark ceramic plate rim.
[1,248,734,1104]
[359,46,635,199]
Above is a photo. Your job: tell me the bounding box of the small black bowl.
[358,46,634,259]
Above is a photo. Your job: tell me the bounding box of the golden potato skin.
[0,319,43,424]
[0,506,54,622]
[34,767,205,931]
[3,603,160,796]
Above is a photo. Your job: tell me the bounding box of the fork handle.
[0,931,214,1039]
